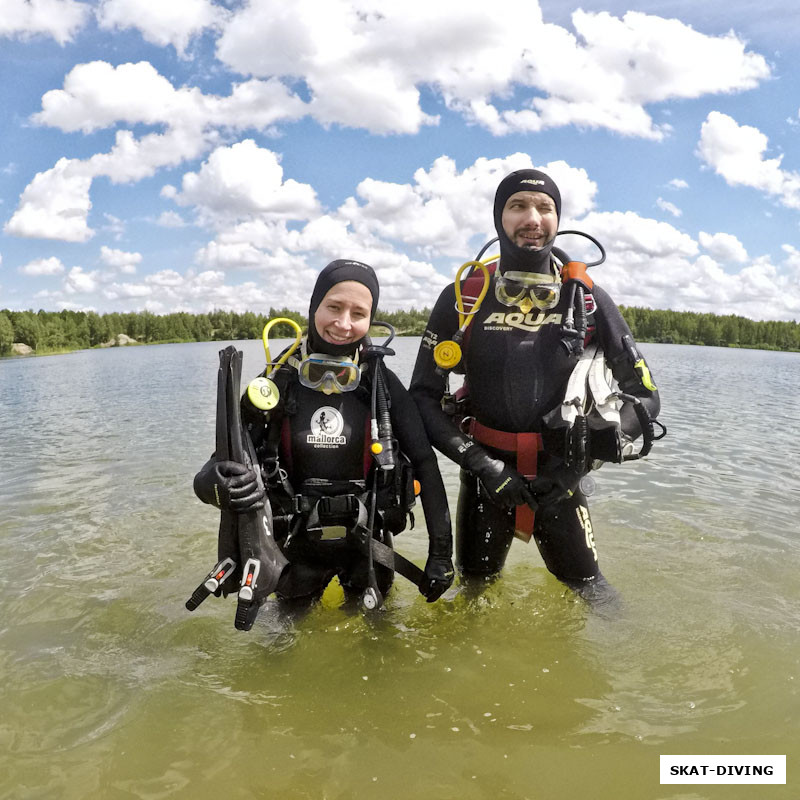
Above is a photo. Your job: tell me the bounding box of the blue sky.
[2,0,800,321]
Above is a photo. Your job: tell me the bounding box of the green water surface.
[1,341,796,799]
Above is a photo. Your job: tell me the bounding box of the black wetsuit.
[244,361,452,601]
[409,268,660,586]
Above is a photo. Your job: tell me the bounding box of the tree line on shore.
[2,305,799,355]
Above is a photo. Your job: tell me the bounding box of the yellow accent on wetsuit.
[635,358,657,391]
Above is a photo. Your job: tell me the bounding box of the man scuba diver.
[409,169,662,602]
[193,259,454,610]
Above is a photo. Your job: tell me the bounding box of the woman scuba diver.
[193,259,454,610]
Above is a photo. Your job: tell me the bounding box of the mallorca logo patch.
[307,405,346,447]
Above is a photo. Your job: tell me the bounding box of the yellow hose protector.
[454,260,491,330]
[433,259,492,371]
[262,317,303,376]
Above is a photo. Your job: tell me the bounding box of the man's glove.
[193,459,265,512]
[529,460,582,507]
[463,446,537,510]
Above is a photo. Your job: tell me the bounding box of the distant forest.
[2,305,800,355]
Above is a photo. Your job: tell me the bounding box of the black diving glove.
[463,445,537,510]
[529,461,582,507]
[193,459,265,512]
[420,553,454,602]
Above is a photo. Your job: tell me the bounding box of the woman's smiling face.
[313,280,373,348]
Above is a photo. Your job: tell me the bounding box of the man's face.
[501,191,558,249]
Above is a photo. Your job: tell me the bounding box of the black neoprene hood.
[307,259,380,356]
[493,169,561,275]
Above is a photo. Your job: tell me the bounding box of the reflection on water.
[1,342,798,799]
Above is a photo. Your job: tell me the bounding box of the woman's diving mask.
[297,354,361,395]
[495,270,562,314]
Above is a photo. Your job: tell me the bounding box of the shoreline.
[3,336,800,361]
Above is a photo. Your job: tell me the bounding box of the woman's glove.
[463,445,537,509]
[420,554,454,602]
[193,459,265,512]
[419,525,454,602]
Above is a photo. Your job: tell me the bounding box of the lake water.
[1,340,797,799]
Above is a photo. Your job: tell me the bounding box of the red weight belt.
[468,420,542,542]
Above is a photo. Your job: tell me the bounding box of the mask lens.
[495,276,527,306]
[531,283,560,309]
[304,362,332,384]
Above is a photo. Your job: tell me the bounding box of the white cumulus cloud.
[156,211,187,228]
[96,0,225,56]
[10,7,772,247]
[214,2,770,139]
[103,282,153,300]
[64,266,99,294]
[33,61,183,133]
[19,256,66,276]
[182,152,597,309]
[185,152,597,275]
[33,60,308,135]
[4,158,94,242]
[697,111,800,209]
[698,231,748,263]
[782,244,800,277]
[337,154,597,259]
[656,198,682,218]
[11,61,307,241]
[100,246,142,274]
[0,0,89,44]
[565,214,800,322]
[170,140,319,224]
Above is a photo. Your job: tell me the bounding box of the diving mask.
[495,270,562,313]
[298,354,361,395]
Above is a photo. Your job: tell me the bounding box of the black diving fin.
[185,346,242,611]
[224,346,288,629]
[186,345,288,630]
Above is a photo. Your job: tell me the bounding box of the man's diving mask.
[495,270,562,313]
[297,354,361,395]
